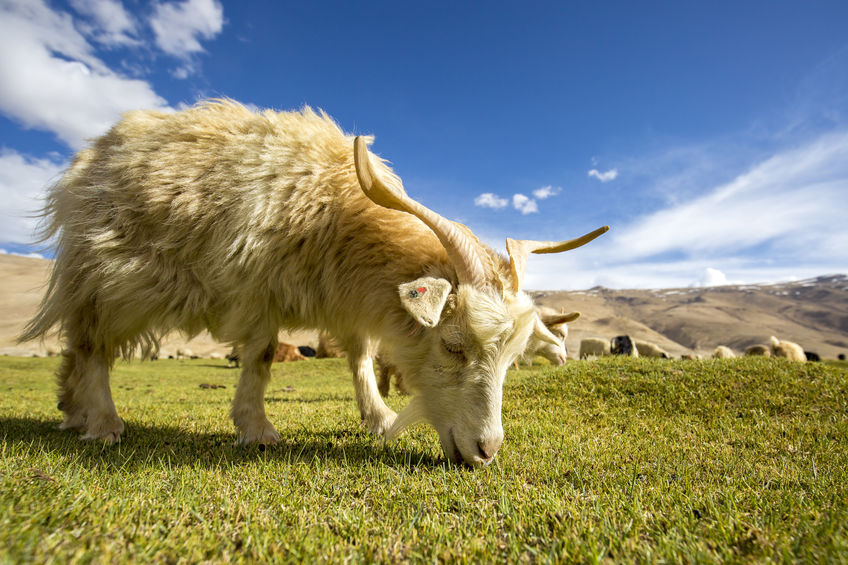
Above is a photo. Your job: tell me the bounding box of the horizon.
[1,1,847,290]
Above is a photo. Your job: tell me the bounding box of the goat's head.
[354,136,607,466]
[531,310,581,365]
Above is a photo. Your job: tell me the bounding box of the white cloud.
[0,149,65,244]
[150,0,224,59]
[0,249,45,259]
[603,132,848,264]
[474,192,508,209]
[518,131,848,289]
[512,194,538,215]
[532,185,561,199]
[70,0,140,46]
[588,168,618,182]
[0,0,169,149]
[698,267,729,287]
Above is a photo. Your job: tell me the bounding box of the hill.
[533,276,848,359]
[3,253,847,359]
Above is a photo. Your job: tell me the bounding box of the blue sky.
[1,0,847,289]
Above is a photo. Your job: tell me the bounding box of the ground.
[1,356,846,562]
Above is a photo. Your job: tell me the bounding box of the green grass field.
[1,355,847,563]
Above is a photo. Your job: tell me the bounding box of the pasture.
[1,355,846,562]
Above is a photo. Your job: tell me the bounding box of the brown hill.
[532,276,848,359]
[0,254,317,357]
[3,253,847,359]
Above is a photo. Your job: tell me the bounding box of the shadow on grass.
[0,416,445,471]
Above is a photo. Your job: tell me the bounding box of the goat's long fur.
[22,100,559,466]
[23,101,457,354]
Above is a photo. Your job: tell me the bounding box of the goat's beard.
[383,395,427,444]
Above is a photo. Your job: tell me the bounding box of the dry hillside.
[533,276,848,359]
[3,253,846,359]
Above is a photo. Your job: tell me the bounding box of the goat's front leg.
[231,338,280,446]
[345,339,397,436]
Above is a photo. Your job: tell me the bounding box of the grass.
[1,355,847,563]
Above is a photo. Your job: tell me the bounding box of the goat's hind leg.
[56,349,85,432]
[56,345,124,444]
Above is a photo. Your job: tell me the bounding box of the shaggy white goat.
[520,308,580,365]
[744,344,770,357]
[769,336,806,362]
[579,338,610,359]
[713,345,736,359]
[20,100,607,466]
[379,308,580,396]
[634,340,669,359]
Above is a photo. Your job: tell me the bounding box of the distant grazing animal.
[226,346,240,368]
[634,340,669,359]
[839,354,846,361]
[274,342,306,363]
[298,345,316,358]
[520,308,580,366]
[611,335,639,357]
[804,351,820,362]
[18,99,607,466]
[769,336,806,362]
[176,348,194,360]
[680,353,702,360]
[713,346,735,359]
[744,344,770,357]
[579,338,611,359]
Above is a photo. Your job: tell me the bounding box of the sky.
[1,0,847,290]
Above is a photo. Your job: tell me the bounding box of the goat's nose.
[477,434,504,460]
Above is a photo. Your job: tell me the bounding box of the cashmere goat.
[20,100,607,466]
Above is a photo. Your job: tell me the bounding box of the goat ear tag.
[399,277,452,328]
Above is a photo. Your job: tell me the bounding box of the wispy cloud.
[0,0,169,149]
[532,185,561,199]
[513,194,538,215]
[588,168,618,182]
[0,249,45,259]
[605,132,848,263]
[475,185,561,215]
[150,0,224,76]
[0,149,65,244]
[474,192,508,209]
[70,0,140,47]
[522,131,848,289]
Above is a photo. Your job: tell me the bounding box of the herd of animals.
[15,100,830,466]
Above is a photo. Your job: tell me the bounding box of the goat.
[610,335,639,357]
[579,337,610,359]
[634,340,669,359]
[744,344,770,357]
[20,100,607,466]
[712,345,735,359]
[769,336,806,362]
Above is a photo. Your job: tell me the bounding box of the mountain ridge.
[3,254,846,359]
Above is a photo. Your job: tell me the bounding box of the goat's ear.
[533,316,561,346]
[398,277,452,328]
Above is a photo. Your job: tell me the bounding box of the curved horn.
[506,225,609,291]
[354,136,488,287]
[542,311,580,326]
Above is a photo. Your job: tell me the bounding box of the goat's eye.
[441,338,464,356]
